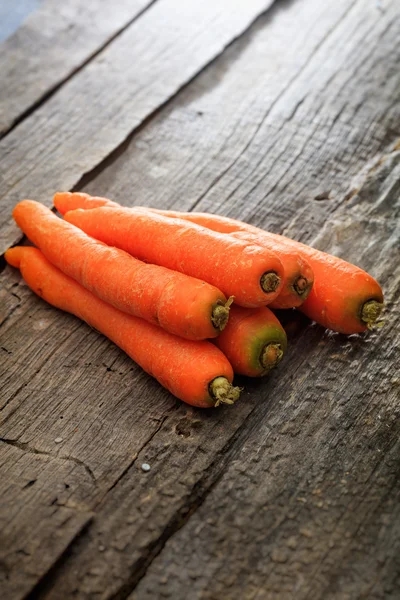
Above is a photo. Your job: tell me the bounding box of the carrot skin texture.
[55,194,309,309]
[226,231,313,309]
[146,209,314,309]
[57,196,383,332]
[4,247,239,408]
[214,305,287,377]
[64,207,285,308]
[12,201,229,340]
[146,209,384,334]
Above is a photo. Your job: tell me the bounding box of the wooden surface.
[0,0,274,254]
[0,0,399,599]
[0,0,154,136]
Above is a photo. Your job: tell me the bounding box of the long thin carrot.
[143,210,384,334]
[5,247,241,408]
[214,305,287,377]
[63,206,285,308]
[12,201,232,340]
[54,193,313,310]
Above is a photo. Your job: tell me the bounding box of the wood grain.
[1,0,399,598]
[0,0,154,135]
[0,441,93,600]
[0,265,181,599]
[0,264,262,599]
[0,0,398,598]
[84,0,400,241]
[129,150,400,600]
[0,0,275,254]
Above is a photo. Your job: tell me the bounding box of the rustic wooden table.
[1,1,399,599]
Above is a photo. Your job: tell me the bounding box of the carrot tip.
[261,343,284,372]
[211,296,234,331]
[209,376,242,407]
[4,247,23,268]
[361,300,384,329]
[260,272,281,294]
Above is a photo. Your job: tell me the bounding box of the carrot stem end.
[293,275,312,299]
[260,272,280,294]
[361,300,384,329]
[260,343,284,372]
[211,296,234,331]
[209,376,242,407]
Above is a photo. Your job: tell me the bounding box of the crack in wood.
[0,437,97,484]
[100,414,169,501]
[107,411,262,600]
[0,0,159,140]
[70,1,282,197]
[189,0,359,214]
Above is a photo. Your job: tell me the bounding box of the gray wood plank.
[0,266,180,599]
[0,0,154,135]
[0,441,93,600]
[0,0,275,254]
[129,150,400,600]
[0,0,396,598]
[83,0,400,241]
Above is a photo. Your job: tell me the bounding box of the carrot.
[64,206,285,308]
[54,191,119,215]
[5,247,241,408]
[54,193,312,309]
[144,210,384,334]
[12,201,232,340]
[55,195,383,331]
[214,305,287,377]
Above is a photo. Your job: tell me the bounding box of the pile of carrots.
[5,193,384,408]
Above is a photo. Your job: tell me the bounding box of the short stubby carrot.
[5,247,241,408]
[214,305,287,377]
[12,201,232,340]
[144,209,384,334]
[55,193,312,309]
[64,207,285,308]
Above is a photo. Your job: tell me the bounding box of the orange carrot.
[5,247,241,408]
[55,195,383,331]
[64,206,285,308]
[214,305,287,377]
[54,193,312,309]
[146,209,383,334]
[12,201,232,340]
[54,191,119,214]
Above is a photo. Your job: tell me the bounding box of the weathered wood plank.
[0,267,179,599]
[0,0,276,254]
[0,441,93,600]
[129,151,400,599]
[0,0,153,136]
[33,153,400,600]
[84,0,400,240]
[0,0,395,598]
